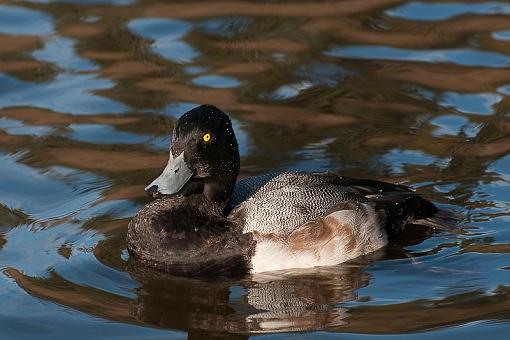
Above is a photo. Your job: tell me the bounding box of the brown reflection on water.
[139,0,405,19]
[375,63,510,93]
[45,148,165,172]
[101,61,165,79]
[6,260,510,335]
[215,38,308,53]
[2,262,363,334]
[0,107,140,126]
[0,34,39,55]
[5,268,133,322]
[60,22,108,39]
[306,15,510,48]
[338,287,510,333]
[0,131,22,145]
[2,261,370,334]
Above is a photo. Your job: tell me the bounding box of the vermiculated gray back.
[228,172,366,236]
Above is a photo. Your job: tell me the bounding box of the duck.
[127,104,452,277]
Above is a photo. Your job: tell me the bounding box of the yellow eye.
[202,133,211,142]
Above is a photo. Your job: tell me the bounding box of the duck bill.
[145,152,193,197]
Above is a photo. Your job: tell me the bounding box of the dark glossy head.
[145,105,240,205]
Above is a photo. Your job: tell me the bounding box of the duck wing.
[247,200,389,272]
[229,172,368,236]
[228,172,452,239]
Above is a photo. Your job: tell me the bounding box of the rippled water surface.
[1,0,510,338]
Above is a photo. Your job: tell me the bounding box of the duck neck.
[203,177,236,210]
[201,155,240,209]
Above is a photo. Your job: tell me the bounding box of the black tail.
[367,192,461,238]
[412,208,463,230]
[337,175,463,239]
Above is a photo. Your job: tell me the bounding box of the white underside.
[249,206,388,273]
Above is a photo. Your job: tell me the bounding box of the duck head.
[145,105,240,205]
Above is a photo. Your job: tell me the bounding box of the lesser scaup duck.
[128,104,451,276]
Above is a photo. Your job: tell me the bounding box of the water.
[0,0,509,338]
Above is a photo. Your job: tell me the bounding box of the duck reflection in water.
[127,252,383,336]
